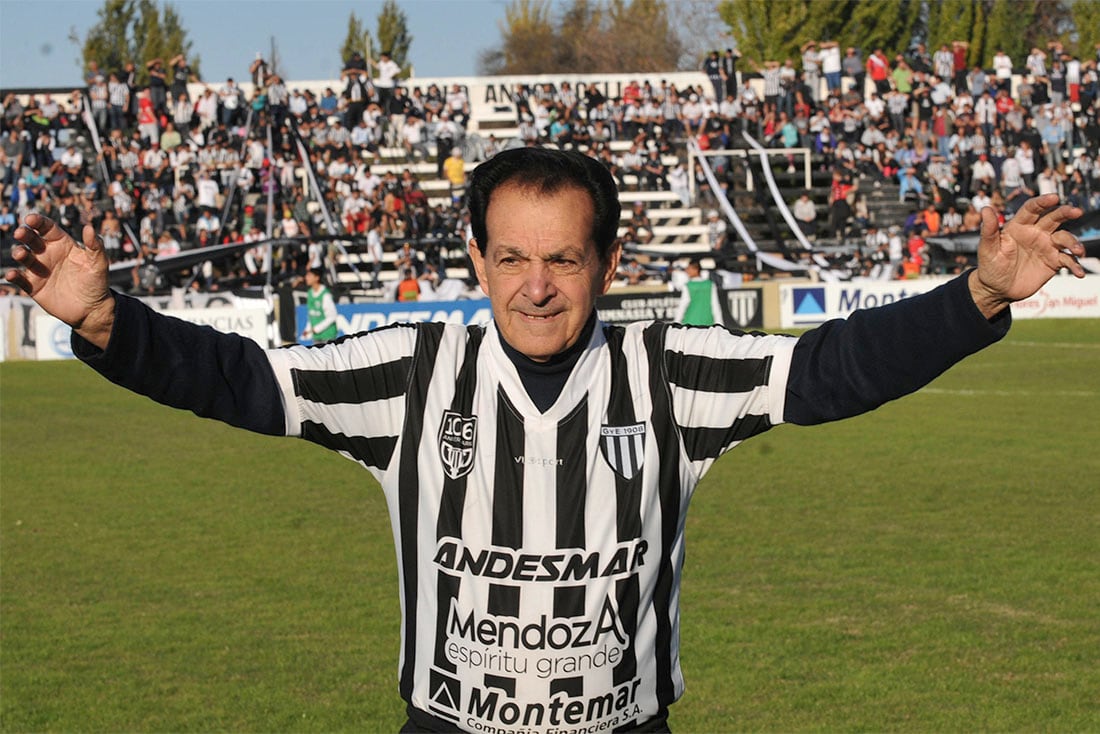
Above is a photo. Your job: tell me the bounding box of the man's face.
[469,182,619,362]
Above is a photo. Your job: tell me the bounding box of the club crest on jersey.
[439,410,478,480]
[600,422,646,480]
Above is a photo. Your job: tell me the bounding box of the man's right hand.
[5,213,115,350]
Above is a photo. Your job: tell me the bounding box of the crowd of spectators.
[1,51,481,295]
[721,39,1100,278]
[2,38,1099,293]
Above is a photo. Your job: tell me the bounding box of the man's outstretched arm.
[786,194,1085,425]
[6,213,285,435]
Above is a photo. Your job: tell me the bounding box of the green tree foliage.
[715,0,1093,71]
[80,0,136,79]
[78,0,198,85]
[983,0,1031,67]
[376,0,412,71]
[161,4,196,70]
[848,0,911,56]
[135,0,166,74]
[927,0,968,51]
[718,0,809,65]
[799,0,855,46]
[926,0,1072,68]
[716,0,914,64]
[340,11,373,68]
[1070,0,1100,56]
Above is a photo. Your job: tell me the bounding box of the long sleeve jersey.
[73,273,1008,732]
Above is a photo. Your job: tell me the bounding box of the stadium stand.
[2,43,1098,301]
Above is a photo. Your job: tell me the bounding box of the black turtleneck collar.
[498,312,598,413]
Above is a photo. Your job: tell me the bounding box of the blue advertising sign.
[295,299,493,344]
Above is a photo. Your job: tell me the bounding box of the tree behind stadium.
[76,0,200,85]
[717,0,1089,70]
[340,2,414,76]
[482,0,1096,75]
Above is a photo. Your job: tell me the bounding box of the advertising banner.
[1010,275,1100,319]
[596,292,681,325]
[597,287,763,330]
[34,314,77,360]
[6,292,273,360]
[3,296,41,360]
[295,299,493,344]
[32,304,270,361]
[779,279,946,328]
[779,275,1100,328]
[292,288,762,345]
[161,306,270,344]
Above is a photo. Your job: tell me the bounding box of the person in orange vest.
[396,267,420,302]
[920,203,941,235]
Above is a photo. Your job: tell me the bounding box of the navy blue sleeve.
[785,272,1011,425]
[71,292,286,436]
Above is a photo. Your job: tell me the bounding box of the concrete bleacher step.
[617,224,708,243]
[616,190,679,206]
[619,207,702,225]
[624,242,713,256]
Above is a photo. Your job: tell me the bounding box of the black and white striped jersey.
[266,319,797,731]
[74,274,1008,732]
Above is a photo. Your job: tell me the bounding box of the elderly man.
[5,147,1086,733]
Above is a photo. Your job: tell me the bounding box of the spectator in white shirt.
[195,170,219,210]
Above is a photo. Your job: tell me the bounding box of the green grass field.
[2,318,1098,732]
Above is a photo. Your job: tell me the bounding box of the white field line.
[921,387,1100,398]
[1007,341,1100,350]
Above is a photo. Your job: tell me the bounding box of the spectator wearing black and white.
[219,78,242,127]
[445,84,470,126]
[107,73,129,132]
[434,110,461,178]
[267,74,289,130]
[342,63,371,129]
[327,117,351,154]
[641,148,667,191]
[88,74,109,134]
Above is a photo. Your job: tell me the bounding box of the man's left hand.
[969,194,1085,319]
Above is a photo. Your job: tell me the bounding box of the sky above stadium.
[0,0,513,89]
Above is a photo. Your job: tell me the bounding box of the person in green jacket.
[675,258,722,326]
[301,267,339,342]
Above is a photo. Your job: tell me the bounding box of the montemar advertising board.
[780,275,1100,328]
[779,279,943,328]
